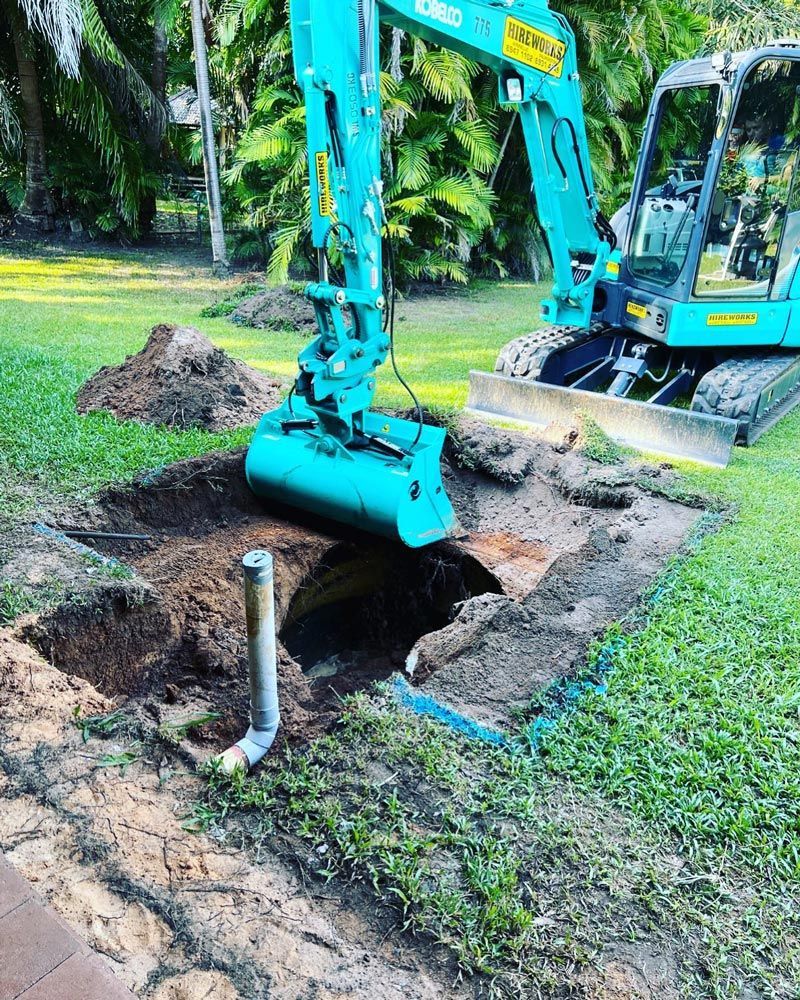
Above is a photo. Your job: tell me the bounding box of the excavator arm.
[246,0,613,546]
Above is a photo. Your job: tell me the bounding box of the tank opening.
[279,541,503,691]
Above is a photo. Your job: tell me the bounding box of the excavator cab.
[470,42,800,465]
[626,50,800,307]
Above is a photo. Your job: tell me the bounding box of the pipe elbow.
[216,720,280,776]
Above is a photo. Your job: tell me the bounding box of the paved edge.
[0,853,136,1000]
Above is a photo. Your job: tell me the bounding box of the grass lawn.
[2,244,800,995]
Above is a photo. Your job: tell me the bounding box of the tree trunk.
[189,0,229,275]
[10,18,53,230]
[488,115,517,192]
[140,13,168,234]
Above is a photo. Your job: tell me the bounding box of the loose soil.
[76,324,282,431]
[230,286,317,333]
[0,417,704,997]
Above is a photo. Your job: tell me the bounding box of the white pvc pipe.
[215,550,280,775]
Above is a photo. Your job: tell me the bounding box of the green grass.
[542,419,800,879]
[4,244,800,995]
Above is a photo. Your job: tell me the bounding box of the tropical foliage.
[0,0,796,272]
[0,0,180,234]
[219,0,706,281]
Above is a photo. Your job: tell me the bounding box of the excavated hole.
[13,447,702,741]
[280,542,503,687]
[23,539,503,744]
[19,452,507,742]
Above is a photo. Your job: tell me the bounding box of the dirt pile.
[76,324,282,431]
[230,286,317,333]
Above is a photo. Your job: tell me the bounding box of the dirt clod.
[230,286,317,333]
[405,593,524,682]
[553,451,637,508]
[452,416,637,507]
[76,324,282,430]
[450,418,544,485]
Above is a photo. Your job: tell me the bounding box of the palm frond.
[18,0,83,77]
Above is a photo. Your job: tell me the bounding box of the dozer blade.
[246,404,460,548]
[466,372,738,467]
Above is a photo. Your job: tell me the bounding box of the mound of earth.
[230,285,317,333]
[76,324,282,431]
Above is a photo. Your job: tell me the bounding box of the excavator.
[245,0,800,547]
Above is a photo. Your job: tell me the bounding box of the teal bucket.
[246,403,460,548]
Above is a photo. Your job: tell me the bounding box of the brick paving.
[0,854,135,1000]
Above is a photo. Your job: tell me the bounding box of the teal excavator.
[246,0,800,547]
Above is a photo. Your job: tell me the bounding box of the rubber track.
[691,353,800,423]
[494,323,608,380]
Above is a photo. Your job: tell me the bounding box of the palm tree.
[698,0,800,49]
[0,0,166,234]
[6,4,53,226]
[139,2,169,233]
[1,0,84,228]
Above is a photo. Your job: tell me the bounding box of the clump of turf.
[572,412,625,465]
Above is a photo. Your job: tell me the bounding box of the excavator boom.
[246,0,614,546]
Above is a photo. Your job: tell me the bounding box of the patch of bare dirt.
[579,944,682,999]
[76,324,282,431]
[230,286,317,333]
[0,631,111,752]
[0,715,462,999]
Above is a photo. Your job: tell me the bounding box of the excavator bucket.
[246,402,460,548]
[466,371,739,467]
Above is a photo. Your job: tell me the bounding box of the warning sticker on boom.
[707,312,758,326]
[315,151,332,217]
[502,17,565,77]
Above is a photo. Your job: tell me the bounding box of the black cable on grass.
[385,233,424,448]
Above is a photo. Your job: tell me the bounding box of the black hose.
[385,233,424,448]
[551,117,617,251]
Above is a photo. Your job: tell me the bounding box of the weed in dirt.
[574,413,625,465]
[72,706,130,743]
[158,711,222,745]
[636,467,725,510]
[0,581,40,624]
[81,553,134,580]
[97,747,143,774]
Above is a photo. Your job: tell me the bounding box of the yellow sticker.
[707,312,758,327]
[626,300,648,319]
[606,260,620,276]
[502,17,565,77]
[315,151,332,217]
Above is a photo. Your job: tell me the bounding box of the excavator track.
[494,324,600,379]
[692,352,800,445]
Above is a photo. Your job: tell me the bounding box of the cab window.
[695,59,800,299]
[628,85,720,287]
